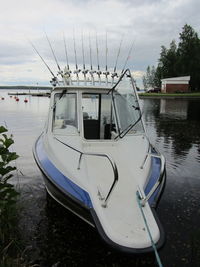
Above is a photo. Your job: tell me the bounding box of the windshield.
[111,70,144,138]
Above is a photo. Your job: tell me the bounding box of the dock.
[8,92,50,97]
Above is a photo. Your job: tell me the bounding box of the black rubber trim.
[90,207,165,254]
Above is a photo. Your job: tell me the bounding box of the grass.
[138,92,200,97]
[0,204,25,267]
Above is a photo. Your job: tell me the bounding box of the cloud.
[0,0,199,87]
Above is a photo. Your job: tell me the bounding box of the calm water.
[0,90,200,267]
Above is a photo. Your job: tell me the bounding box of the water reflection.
[160,99,188,120]
[142,98,200,178]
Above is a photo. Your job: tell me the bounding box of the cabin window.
[82,93,116,140]
[53,93,78,134]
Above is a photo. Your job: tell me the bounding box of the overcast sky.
[0,0,199,87]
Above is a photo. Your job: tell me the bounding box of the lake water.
[0,90,200,266]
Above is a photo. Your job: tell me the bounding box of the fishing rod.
[121,40,134,74]
[96,33,101,83]
[73,31,80,82]
[63,33,70,71]
[81,32,88,83]
[28,39,58,86]
[45,32,63,78]
[89,34,95,84]
[63,33,71,84]
[103,31,109,84]
[112,35,123,82]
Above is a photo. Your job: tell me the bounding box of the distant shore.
[0,85,51,90]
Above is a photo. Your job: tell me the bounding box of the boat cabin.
[52,70,144,141]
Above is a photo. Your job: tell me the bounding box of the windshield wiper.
[132,104,140,110]
[115,113,143,139]
[114,124,132,139]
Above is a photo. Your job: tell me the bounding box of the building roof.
[161,76,190,82]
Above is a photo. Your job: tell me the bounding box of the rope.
[136,191,163,267]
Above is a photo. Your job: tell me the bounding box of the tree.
[157,40,178,80]
[149,24,200,91]
[142,75,148,90]
[142,65,159,89]
[177,24,200,90]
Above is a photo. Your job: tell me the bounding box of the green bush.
[0,126,23,266]
[0,125,19,216]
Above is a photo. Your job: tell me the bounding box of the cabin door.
[82,93,115,140]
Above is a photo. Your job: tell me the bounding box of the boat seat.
[104,123,116,139]
[84,119,100,139]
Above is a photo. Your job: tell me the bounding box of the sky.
[0,0,200,88]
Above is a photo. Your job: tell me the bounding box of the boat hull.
[33,134,166,254]
[34,151,165,254]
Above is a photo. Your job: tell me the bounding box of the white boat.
[33,67,166,254]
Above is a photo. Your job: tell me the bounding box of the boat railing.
[140,153,166,207]
[54,137,118,208]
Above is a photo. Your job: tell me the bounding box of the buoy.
[1,97,5,100]
[10,95,12,98]
[16,98,19,102]
[24,98,28,103]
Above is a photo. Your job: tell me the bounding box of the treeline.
[0,85,51,90]
[143,24,200,91]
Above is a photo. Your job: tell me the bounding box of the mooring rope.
[136,191,163,267]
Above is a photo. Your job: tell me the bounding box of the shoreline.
[139,93,200,99]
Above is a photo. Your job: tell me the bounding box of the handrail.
[140,154,166,207]
[54,137,118,207]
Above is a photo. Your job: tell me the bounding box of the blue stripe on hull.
[144,156,161,205]
[35,136,93,208]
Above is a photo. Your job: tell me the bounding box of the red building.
[161,76,190,93]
